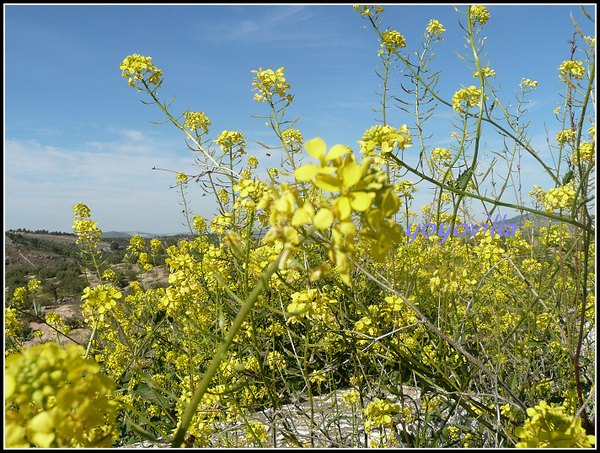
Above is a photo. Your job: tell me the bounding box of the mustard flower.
[556,128,576,145]
[251,67,292,103]
[426,19,446,37]
[5,307,23,338]
[515,401,595,448]
[119,53,162,89]
[215,130,246,153]
[342,389,360,408]
[27,279,41,292]
[363,397,399,432]
[5,342,119,448]
[520,78,538,90]
[81,284,122,327]
[193,215,207,233]
[282,128,304,150]
[542,182,577,212]
[358,124,412,157]
[353,4,384,18]
[470,5,490,25]
[474,65,496,79]
[571,141,595,165]
[431,147,453,166]
[176,172,188,185]
[184,111,211,135]
[559,60,586,81]
[12,286,28,305]
[72,203,103,247]
[452,85,487,112]
[246,155,259,169]
[127,234,145,252]
[150,238,162,253]
[379,29,406,56]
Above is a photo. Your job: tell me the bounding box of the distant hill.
[103,231,161,239]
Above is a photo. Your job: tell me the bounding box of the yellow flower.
[363,397,399,431]
[556,129,576,145]
[379,29,406,56]
[559,60,586,81]
[571,141,595,165]
[520,78,538,90]
[12,286,28,305]
[251,67,292,103]
[282,128,304,150]
[474,65,496,79]
[452,86,487,112]
[515,401,595,448]
[72,203,103,247]
[119,53,162,89]
[353,4,384,18]
[184,111,211,134]
[215,130,246,153]
[470,5,490,25]
[426,19,446,36]
[358,124,412,158]
[81,285,122,327]
[5,343,119,448]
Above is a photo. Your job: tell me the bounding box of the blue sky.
[4,4,596,234]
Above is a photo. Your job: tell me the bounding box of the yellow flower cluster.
[474,65,496,79]
[282,128,304,150]
[515,401,595,448]
[119,53,163,89]
[431,147,453,166]
[251,67,292,103]
[379,29,406,56]
[531,182,577,213]
[215,130,246,153]
[470,5,490,25]
[559,60,586,81]
[176,172,188,185]
[452,86,487,112]
[571,141,595,165]
[12,286,28,306]
[353,4,384,18]
[363,397,399,431]
[556,128,576,145]
[520,78,538,90]
[5,307,23,339]
[81,284,123,328]
[294,138,404,282]
[426,19,446,37]
[184,111,211,135]
[5,343,119,448]
[286,288,336,324]
[358,124,412,158]
[72,203,103,248]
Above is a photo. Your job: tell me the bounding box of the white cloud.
[4,131,221,234]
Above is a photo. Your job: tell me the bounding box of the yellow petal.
[291,207,313,227]
[314,208,334,230]
[305,137,327,160]
[336,196,352,220]
[294,163,320,181]
[381,189,400,217]
[315,174,341,192]
[341,160,363,187]
[27,411,56,448]
[326,144,349,161]
[350,191,373,212]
